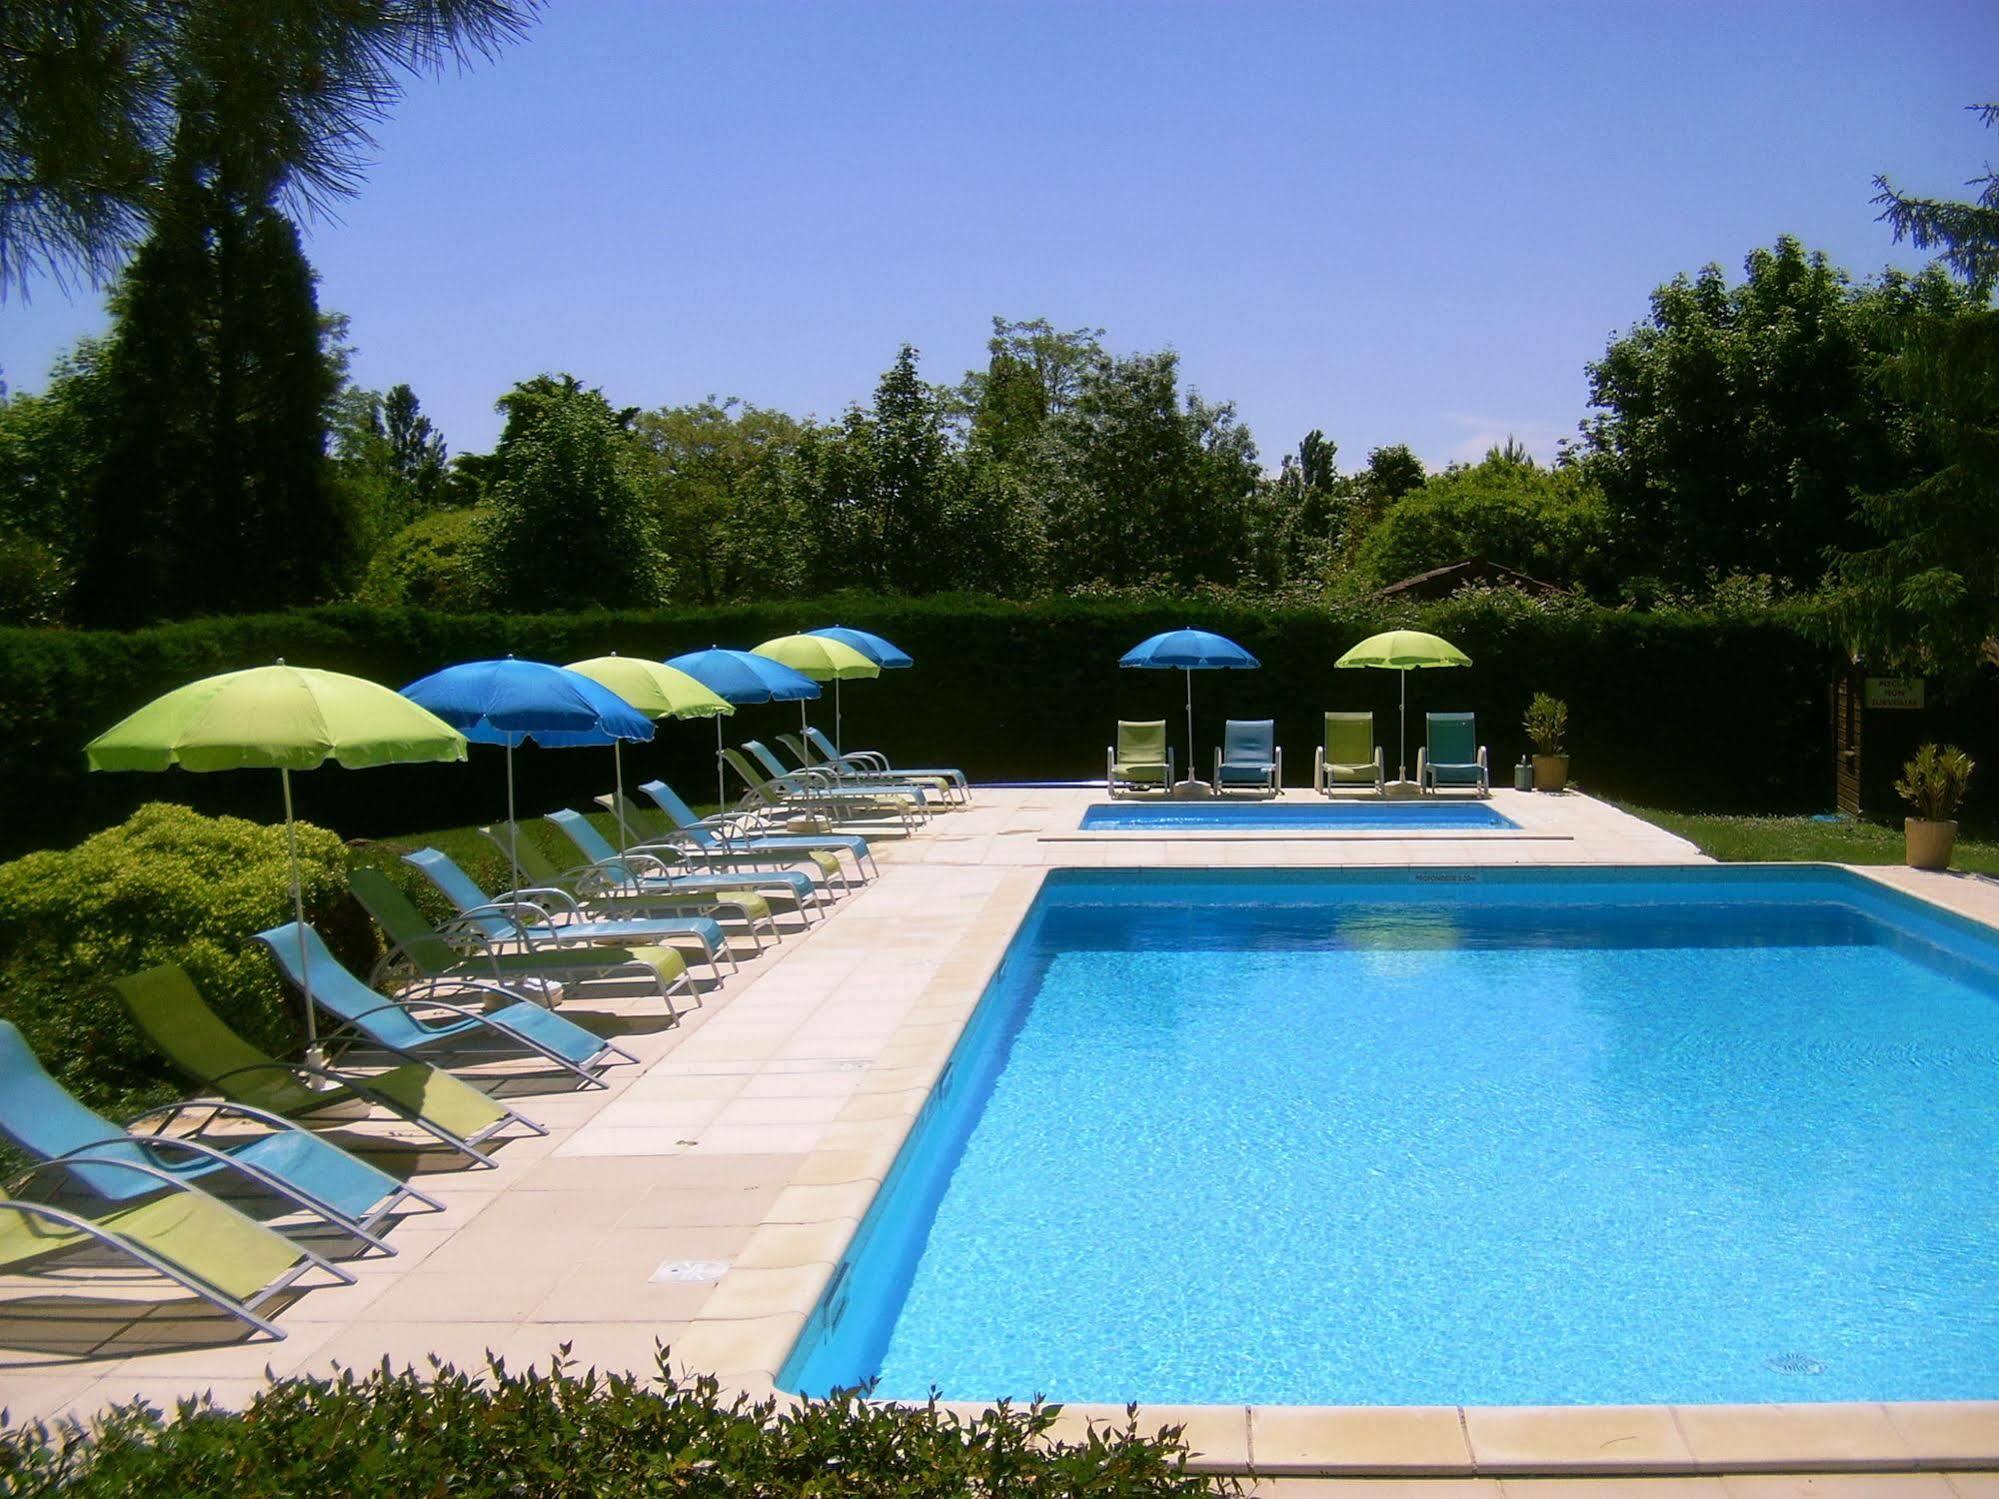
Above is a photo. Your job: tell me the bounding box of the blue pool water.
[781,868,1999,1406]
[1078,801,1518,831]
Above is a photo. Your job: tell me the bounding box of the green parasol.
[564,654,732,848]
[751,633,878,736]
[86,661,468,1043]
[1334,630,1471,784]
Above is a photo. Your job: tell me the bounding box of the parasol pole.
[1399,668,1408,783]
[1185,667,1195,785]
[280,767,317,1047]
[612,739,628,851]
[834,677,842,755]
[715,715,727,811]
[505,741,519,895]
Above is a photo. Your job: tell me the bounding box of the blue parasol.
[1118,629,1261,789]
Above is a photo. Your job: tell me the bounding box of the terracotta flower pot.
[1905,817,1957,871]
[1531,754,1570,792]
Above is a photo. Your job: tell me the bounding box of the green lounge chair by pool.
[348,866,696,1012]
[594,789,845,888]
[637,780,876,884]
[1213,719,1281,797]
[721,747,923,834]
[744,740,931,819]
[258,922,635,1091]
[1107,720,1173,797]
[786,727,970,806]
[1315,711,1386,795]
[0,1021,439,1257]
[543,809,814,928]
[0,1159,351,1341]
[1418,711,1490,796]
[479,821,769,952]
[116,964,543,1169]
[403,846,734,982]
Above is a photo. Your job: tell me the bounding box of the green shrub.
[1896,742,1975,821]
[1523,692,1568,756]
[0,1351,1238,1497]
[355,505,493,611]
[0,803,368,1114]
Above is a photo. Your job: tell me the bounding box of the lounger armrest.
[461,899,558,930]
[1313,745,1325,794]
[504,886,584,918]
[124,1097,329,1144]
[434,914,511,949]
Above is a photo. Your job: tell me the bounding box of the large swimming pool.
[1078,801,1518,831]
[780,867,1999,1406]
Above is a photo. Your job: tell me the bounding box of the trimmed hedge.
[0,804,374,1115]
[0,591,1838,860]
[0,1352,1239,1496]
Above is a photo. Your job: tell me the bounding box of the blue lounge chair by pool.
[0,1021,438,1256]
[1213,719,1281,797]
[1315,712,1385,796]
[0,1158,352,1341]
[258,922,636,1091]
[720,747,924,834]
[638,779,876,884]
[595,789,847,890]
[790,727,970,806]
[116,964,544,1170]
[1418,712,1490,797]
[478,821,767,952]
[744,740,931,818]
[1107,720,1173,797]
[545,808,817,928]
[349,866,696,1010]
[402,846,733,983]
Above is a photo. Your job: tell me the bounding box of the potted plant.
[1896,743,1975,870]
[1524,692,1569,792]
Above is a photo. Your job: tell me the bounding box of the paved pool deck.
[4,786,1997,1491]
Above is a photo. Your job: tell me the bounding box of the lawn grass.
[1616,803,1999,877]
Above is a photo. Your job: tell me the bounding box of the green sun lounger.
[0,1159,352,1341]
[403,846,734,981]
[1418,711,1490,796]
[1316,711,1386,795]
[543,809,813,928]
[784,727,970,806]
[1107,720,1173,797]
[0,1021,439,1257]
[594,789,846,888]
[638,779,875,883]
[115,964,544,1169]
[1214,719,1281,797]
[744,740,931,819]
[479,821,769,951]
[258,921,635,1091]
[348,866,696,1013]
[722,746,925,834]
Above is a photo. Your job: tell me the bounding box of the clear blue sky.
[2,1,1993,469]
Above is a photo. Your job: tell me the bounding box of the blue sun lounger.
[544,809,819,928]
[402,846,734,982]
[257,922,636,1091]
[0,1021,438,1257]
[639,779,876,884]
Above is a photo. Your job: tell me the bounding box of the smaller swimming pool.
[1079,800,1519,832]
